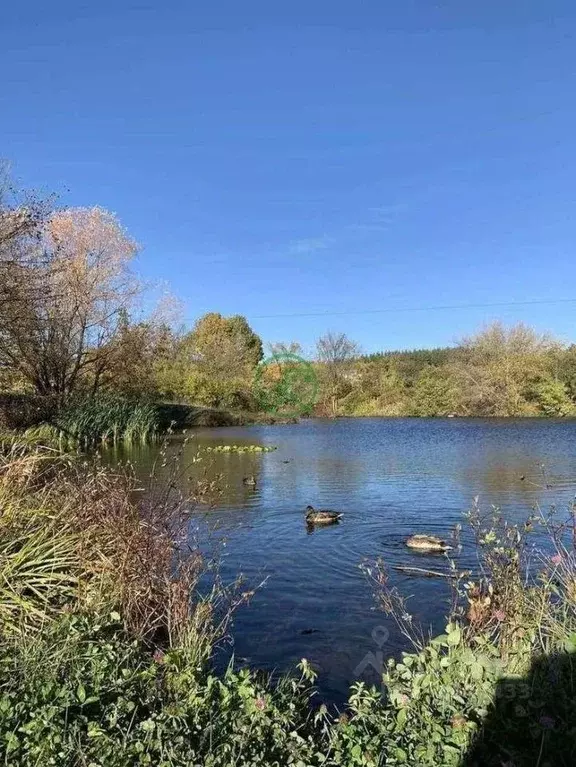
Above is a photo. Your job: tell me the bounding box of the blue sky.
[2,1,576,353]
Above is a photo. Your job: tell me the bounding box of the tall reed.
[0,437,233,647]
[53,397,159,446]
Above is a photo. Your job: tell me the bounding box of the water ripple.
[106,417,576,706]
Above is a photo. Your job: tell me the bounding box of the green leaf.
[563,633,576,652]
[470,662,483,681]
[351,743,363,761]
[5,733,20,753]
[446,625,461,646]
[396,707,408,730]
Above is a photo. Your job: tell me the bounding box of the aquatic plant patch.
[53,398,159,445]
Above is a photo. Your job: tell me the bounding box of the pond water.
[104,417,576,706]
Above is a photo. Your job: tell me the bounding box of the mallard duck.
[405,534,451,552]
[305,505,342,525]
[242,475,257,487]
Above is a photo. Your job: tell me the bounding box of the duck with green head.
[305,505,342,525]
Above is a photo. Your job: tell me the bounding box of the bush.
[0,613,327,767]
[529,377,574,417]
[0,393,58,431]
[329,625,502,766]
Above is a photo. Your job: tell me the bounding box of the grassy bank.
[155,402,298,429]
[1,441,576,765]
[0,393,297,447]
[0,395,160,445]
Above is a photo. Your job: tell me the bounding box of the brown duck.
[305,505,343,525]
[405,534,451,552]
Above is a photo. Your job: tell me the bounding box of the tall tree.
[316,331,360,415]
[0,165,38,253]
[0,170,52,332]
[454,322,560,416]
[0,207,140,398]
[183,313,263,409]
[411,365,460,417]
[187,313,263,373]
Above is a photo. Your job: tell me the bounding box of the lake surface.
[104,417,576,706]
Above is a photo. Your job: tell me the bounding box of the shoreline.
[2,392,575,439]
[181,410,576,428]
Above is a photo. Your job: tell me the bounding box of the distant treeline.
[341,327,576,417]
[1,177,574,420]
[362,347,458,365]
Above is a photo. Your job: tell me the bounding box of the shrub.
[0,393,58,431]
[529,377,574,417]
[0,613,327,767]
[330,625,502,766]
[0,441,212,644]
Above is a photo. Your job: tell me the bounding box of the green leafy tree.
[182,313,263,409]
[342,359,407,416]
[411,366,460,417]
[530,377,574,417]
[187,313,263,372]
[454,322,560,416]
[557,344,576,404]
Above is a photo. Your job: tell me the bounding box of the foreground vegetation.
[1,437,576,765]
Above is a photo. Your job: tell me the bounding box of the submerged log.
[393,565,457,579]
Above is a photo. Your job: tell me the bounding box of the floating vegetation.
[203,444,277,454]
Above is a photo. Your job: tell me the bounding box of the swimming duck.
[405,534,451,552]
[305,505,342,525]
[242,475,257,487]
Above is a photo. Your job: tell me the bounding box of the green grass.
[0,519,79,634]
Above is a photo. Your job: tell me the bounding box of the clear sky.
[2,1,576,353]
